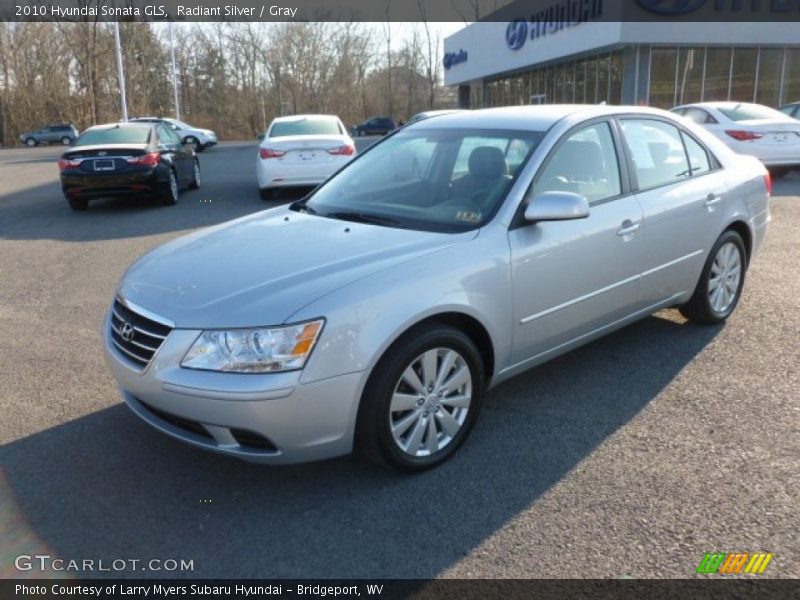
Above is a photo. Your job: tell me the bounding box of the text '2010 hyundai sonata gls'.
[105,105,770,472]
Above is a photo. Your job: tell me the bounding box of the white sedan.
[257,115,356,200]
[671,102,800,175]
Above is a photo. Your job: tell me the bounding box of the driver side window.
[532,121,621,204]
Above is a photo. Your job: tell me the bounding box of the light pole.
[169,21,181,120]
[113,21,128,121]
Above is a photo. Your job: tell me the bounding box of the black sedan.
[58,122,200,211]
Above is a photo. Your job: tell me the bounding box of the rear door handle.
[704,193,722,207]
[616,220,641,236]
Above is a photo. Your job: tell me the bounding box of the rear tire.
[356,323,485,472]
[185,136,201,153]
[680,230,746,325]
[25,138,36,147]
[67,196,88,211]
[161,170,179,205]
[61,137,72,146]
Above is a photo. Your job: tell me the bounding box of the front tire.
[25,138,36,147]
[61,137,72,146]
[356,324,485,472]
[680,230,746,325]
[161,169,179,205]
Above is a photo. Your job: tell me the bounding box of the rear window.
[75,127,150,146]
[269,118,341,138]
[718,104,788,122]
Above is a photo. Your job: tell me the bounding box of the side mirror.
[524,191,590,223]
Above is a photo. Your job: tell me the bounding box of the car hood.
[118,207,475,329]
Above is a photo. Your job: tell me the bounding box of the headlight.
[181,319,324,373]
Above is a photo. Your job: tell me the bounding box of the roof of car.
[411,104,675,131]
[84,122,155,132]
[271,114,340,122]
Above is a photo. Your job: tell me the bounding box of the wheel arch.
[724,219,753,267]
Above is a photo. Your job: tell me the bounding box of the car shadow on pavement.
[0,311,720,579]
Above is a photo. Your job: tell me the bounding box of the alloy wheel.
[708,241,742,314]
[389,347,472,457]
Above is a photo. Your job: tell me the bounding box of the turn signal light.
[259,148,286,159]
[725,130,764,141]
[327,144,355,156]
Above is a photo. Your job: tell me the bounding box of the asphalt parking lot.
[1,141,798,579]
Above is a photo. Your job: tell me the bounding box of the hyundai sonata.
[105,105,770,471]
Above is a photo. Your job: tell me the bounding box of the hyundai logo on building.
[506,18,528,51]
[635,0,707,14]
[443,49,468,70]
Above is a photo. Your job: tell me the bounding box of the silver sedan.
[104,105,770,472]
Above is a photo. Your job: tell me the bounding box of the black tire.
[185,136,201,153]
[67,196,88,211]
[25,138,36,147]
[188,160,200,190]
[61,136,72,146]
[259,188,273,201]
[161,169,179,205]
[680,230,747,325]
[356,323,486,472]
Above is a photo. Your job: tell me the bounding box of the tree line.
[0,20,453,144]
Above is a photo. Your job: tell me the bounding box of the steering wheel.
[439,194,484,215]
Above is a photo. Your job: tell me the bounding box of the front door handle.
[704,193,722,207]
[616,220,641,236]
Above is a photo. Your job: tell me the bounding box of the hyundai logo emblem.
[635,0,707,15]
[505,18,528,51]
[120,321,135,342]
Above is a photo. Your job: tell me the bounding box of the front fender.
[288,226,513,387]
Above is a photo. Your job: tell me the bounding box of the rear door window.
[620,119,691,190]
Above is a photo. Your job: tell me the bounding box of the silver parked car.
[104,105,770,472]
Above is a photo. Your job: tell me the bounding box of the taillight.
[764,171,772,196]
[725,130,764,141]
[327,144,355,156]
[126,152,160,167]
[58,158,80,171]
[259,148,286,159]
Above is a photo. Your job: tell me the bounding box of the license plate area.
[94,159,115,171]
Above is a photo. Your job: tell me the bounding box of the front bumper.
[103,311,364,464]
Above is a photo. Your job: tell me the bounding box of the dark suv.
[350,117,396,137]
[20,124,79,147]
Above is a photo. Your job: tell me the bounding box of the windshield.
[718,104,789,122]
[165,119,192,130]
[294,127,544,233]
[269,118,342,138]
[74,127,150,146]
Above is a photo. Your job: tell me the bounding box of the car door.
[508,120,645,365]
[618,117,726,306]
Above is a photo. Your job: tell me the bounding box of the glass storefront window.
[676,47,704,105]
[756,48,783,106]
[703,47,732,101]
[575,60,586,103]
[564,61,576,103]
[784,48,800,105]
[610,51,623,104]
[597,54,610,103]
[586,58,597,104]
[649,47,678,108]
[730,48,757,103]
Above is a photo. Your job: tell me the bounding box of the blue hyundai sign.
[505,19,528,51]
[443,49,468,70]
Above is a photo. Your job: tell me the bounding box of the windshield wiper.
[323,211,406,229]
[289,200,317,214]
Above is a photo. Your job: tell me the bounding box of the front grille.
[110,299,172,369]
[230,429,278,452]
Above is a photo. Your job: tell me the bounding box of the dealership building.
[443,19,800,110]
